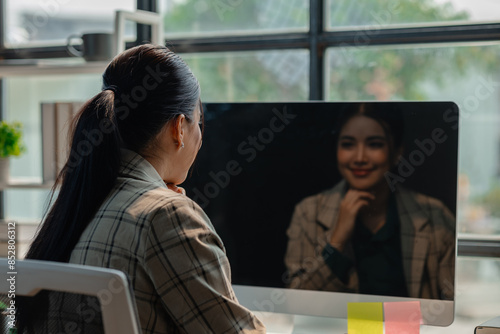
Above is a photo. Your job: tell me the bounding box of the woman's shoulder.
[105,179,211,228]
[138,187,208,219]
[396,186,450,211]
[293,181,346,215]
[140,190,222,248]
[395,186,455,229]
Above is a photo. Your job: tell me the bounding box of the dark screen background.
[181,102,459,289]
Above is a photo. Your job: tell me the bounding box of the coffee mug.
[66,33,114,62]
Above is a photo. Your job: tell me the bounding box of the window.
[5,0,135,47]
[183,50,309,102]
[326,0,500,30]
[160,0,309,37]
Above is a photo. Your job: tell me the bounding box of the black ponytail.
[18,44,201,332]
[16,91,122,332]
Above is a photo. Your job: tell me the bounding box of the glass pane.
[5,0,135,47]
[4,189,53,222]
[182,50,309,102]
[161,0,309,37]
[3,74,101,221]
[326,43,500,235]
[3,188,55,258]
[326,0,500,29]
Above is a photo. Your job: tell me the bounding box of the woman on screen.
[21,45,265,333]
[284,103,455,300]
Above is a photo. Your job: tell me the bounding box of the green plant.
[0,121,26,158]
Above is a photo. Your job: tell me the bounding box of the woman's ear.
[171,114,186,149]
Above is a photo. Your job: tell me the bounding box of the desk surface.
[262,313,489,334]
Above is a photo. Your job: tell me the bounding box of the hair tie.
[104,85,121,96]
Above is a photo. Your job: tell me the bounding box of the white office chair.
[0,258,141,334]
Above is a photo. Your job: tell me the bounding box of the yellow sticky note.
[347,302,384,334]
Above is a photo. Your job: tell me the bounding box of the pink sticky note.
[384,301,422,334]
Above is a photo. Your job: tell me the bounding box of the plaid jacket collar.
[119,149,167,189]
[315,180,345,231]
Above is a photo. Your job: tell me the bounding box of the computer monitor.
[182,101,458,331]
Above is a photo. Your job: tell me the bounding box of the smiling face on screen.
[337,115,395,191]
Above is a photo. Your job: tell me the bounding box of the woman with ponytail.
[21,44,265,333]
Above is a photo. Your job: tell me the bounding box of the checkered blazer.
[70,149,265,333]
[284,180,455,300]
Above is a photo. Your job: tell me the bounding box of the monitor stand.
[258,312,351,333]
[258,312,295,334]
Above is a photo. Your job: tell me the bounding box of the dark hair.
[26,44,201,263]
[334,102,405,159]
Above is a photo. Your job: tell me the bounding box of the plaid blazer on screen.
[69,149,265,334]
[284,180,456,300]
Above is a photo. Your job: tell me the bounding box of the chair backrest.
[0,258,141,334]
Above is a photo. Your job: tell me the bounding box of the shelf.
[0,177,54,190]
[0,219,41,225]
[0,59,108,77]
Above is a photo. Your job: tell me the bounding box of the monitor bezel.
[191,101,459,327]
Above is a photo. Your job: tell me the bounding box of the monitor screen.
[182,101,458,327]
